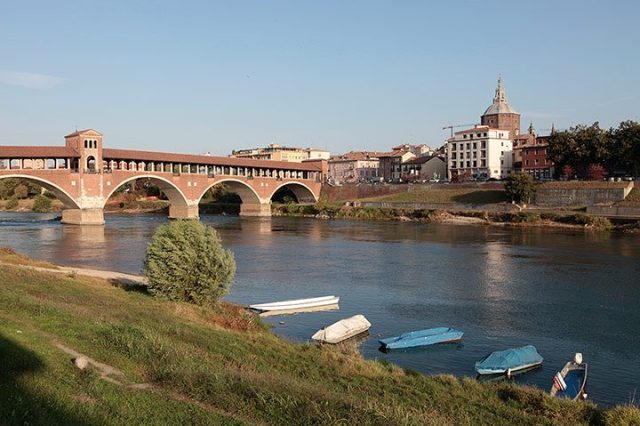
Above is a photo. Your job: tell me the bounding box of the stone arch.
[269,182,318,203]
[0,174,80,209]
[86,156,96,171]
[103,175,189,208]
[196,178,262,205]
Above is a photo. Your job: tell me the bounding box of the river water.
[1,212,639,406]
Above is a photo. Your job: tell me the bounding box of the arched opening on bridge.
[270,182,318,204]
[103,176,189,219]
[0,175,80,212]
[86,156,96,172]
[198,179,262,216]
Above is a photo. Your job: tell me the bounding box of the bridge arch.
[103,174,190,208]
[0,174,80,209]
[269,182,318,204]
[196,178,262,205]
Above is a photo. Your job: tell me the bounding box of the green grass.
[362,188,508,204]
[1,252,637,425]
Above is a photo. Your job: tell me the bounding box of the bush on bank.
[143,220,236,305]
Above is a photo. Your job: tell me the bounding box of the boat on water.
[248,295,339,313]
[311,314,371,344]
[475,345,543,376]
[379,327,464,350]
[550,353,588,400]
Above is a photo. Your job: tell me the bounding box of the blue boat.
[475,345,543,376]
[378,327,464,350]
[549,353,588,401]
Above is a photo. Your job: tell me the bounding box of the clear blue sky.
[1,1,639,155]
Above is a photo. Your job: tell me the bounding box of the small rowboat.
[550,353,588,400]
[249,295,339,313]
[311,314,371,344]
[379,327,463,350]
[475,345,543,376]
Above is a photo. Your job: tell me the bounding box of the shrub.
[504,173,536,204]
[32,194,52,213]
[587,163,607,181]
[13,184,29,199]
[5,197,19,210]
[143,220,236,305]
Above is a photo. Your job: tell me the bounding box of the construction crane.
[442,123,477,138]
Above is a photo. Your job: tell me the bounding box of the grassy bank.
[361,188,508,204]
[2,250,638,425]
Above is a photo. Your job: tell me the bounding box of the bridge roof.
[0,146,80,159]
[103,148,324,171]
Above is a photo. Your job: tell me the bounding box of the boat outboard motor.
[574,352,583,364]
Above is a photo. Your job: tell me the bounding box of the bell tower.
[65,129,103,173]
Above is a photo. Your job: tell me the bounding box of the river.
[1,211,639,407]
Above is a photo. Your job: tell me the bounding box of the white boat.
[249,295,339,312]
[311,314,371,344]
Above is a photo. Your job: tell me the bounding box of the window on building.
[525,160,529,166]
[463,134,467,139]
[481,141,486,149]
[473,142,477,149]
[466,143,470,150]
[483,133,487,137]
[473,161,477,167]
[481,150,486,157]
[481,159,486,167]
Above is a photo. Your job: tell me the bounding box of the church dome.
[482,78,519,116]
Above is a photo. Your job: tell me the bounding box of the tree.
[504,172,536,207]
[611,120,640,177]
[587,163,607,181]
[143,220,236,305]
[32,194,52,213]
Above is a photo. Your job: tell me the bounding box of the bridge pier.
[169,204,200,220]
[61,208,105,226]
[239,202,272,217]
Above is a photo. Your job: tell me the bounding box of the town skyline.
[1,1,639,155]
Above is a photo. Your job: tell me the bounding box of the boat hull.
[475,345,544,376]
[312,314,371,344]
[249,295,339,312]
[379,327,464,350]
[549,362,588,400]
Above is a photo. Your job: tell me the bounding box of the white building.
[447,125,512,180]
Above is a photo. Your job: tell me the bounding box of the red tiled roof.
[64,129,103,137]
[376,150,406,158]
[0,146,80,158]
[102,148,323,171]
[330,151,384,161]
[402,155,444,165]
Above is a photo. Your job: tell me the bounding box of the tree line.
[548,120,640,179]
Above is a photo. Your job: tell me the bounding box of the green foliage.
[549,121,640,178]
[5,197,19,210]
[32,195,52,213]
[143,220,236,305]
[504,172,536,204]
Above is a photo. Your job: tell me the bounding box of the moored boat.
[249,295,339,313]
[475,345,543,376]
[550,353,588,400]
[379,327,464,350]
[311,314,371,344]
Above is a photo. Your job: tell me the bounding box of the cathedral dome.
[482,78,519,115]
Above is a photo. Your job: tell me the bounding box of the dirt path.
[0,261,146,286]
